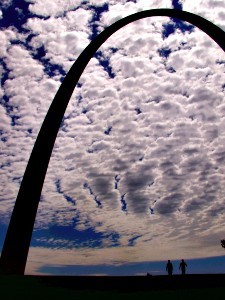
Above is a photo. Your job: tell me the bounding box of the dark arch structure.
[0,9,225,275]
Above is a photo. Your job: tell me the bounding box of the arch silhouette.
[0,9,225,275]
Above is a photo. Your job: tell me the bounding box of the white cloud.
[0,29,17,58]
[6,45,44,79]
[183,0,225,30]
[25,10,92,71]
[0,105,11,130]
[26,0,83,17]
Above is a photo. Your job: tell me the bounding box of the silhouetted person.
[166,260,173,275]
[179,259,187,275]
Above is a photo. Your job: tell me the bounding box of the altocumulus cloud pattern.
[1,0,225,276]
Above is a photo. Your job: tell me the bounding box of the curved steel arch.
[1,9,225,275]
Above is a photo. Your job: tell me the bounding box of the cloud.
[0,0,12,9]
[154,193,183,214]
[1,0,225,275]
[26,0,82,18]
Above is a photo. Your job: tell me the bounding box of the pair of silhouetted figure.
[166,259,187,275]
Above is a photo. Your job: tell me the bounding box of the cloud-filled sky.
[1,0,225,275]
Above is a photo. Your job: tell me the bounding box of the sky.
[1,0,225,276]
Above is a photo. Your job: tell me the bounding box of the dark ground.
[37,273,225,290]
[1,274,225,299]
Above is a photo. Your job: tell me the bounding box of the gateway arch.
[0,9,225,275]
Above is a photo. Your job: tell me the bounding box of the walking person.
[166,260,173,275]
[179,259,187,275]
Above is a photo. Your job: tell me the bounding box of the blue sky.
[1,0,225,275]
[38,256,225,276]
